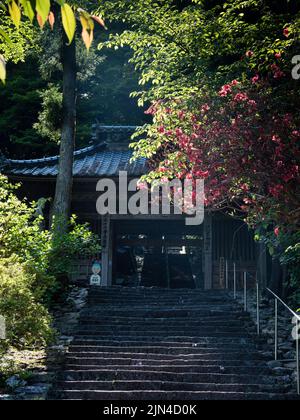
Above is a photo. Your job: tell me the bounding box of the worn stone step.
[65,363,270,375]
[88,299,234,305]
[72,337,254,346]
[56,389,299,400]
[69,343,258,351]
[51,287,295,400]
[71,337,255,346]
[56,380,286,393]
[81,312,242,320]
[80,308,246,324]
[86,304,236,309]
[78,320,244,328]
[74,330,252,338]
[67,346,260,355]
[61,370,278,385]
[75,327,246,335]
[65,353,267,365]
[79,314,249,322]
[88,287,231,294]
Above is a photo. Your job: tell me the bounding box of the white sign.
[90,274,101,286]
[0,315,6,340]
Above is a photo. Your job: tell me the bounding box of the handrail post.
[256,281,260,336]
[266,288,300,394]
[233,263,237,299]
[297,318,299,395]
[226,260,228,289]
[244,271,247,311]
[274,299,278,361]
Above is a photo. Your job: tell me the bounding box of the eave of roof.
[3,142,148,178]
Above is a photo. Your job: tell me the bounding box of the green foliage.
[33,83,62,143]
[0,174,55,348]
[0,256,54,350]
[0,56,57,159]
[254,225,300,306]
[0,175,100,349]
[49,215,101,282]
[0,9,37,63]
[281,241,300,306]
[101,0,299,105]
[0,25,147,158]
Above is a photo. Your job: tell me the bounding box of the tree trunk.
[52,33,76,231]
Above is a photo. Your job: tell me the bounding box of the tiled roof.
[3,143,148,178]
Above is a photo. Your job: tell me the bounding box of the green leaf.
[0,29,12,46]
[61,3,76,45]
[36,0,50,25]
[0,55,6,84]
[8,0,21,28]
[20,0,35,22]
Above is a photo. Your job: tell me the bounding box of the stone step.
[78,315,245,322]
[72,337,254,346]
[56,389,300,400]
[79,315,249,322]
[71,336,255,345]
[85,303,236,308]
[66,353,267,364]
[67,346,260,355]
[61,370,277,385]
[81,309,241,317]
[52,287,295,400]
[78,320,245,327]
[69,342,258,351]
[75,326,247,335]
[65,363,270,375]
[56,380,286,393]
[88,299,234,305]
[88,287,230,294]
[74,330,252,338]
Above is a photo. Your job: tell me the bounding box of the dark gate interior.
[112,219,204,289]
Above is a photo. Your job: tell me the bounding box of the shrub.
[0,256,54,349]
[49,215,100,281]
[0,175,100,350]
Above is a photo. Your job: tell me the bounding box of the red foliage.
[147,79,300,227]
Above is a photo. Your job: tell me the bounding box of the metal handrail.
[229,263,300,396]
[266,288,300,322]
[265,287,300,396]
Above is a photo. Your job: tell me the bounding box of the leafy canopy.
[0,0,106,83]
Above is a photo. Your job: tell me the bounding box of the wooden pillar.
[257,242,268,289]
[101,215,113,286]
[204,213,213,290]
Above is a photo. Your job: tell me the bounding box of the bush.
[0,256,54,349]
[50,215,100,281]
[0,175,100,350]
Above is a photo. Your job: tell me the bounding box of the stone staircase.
[52,287,299,400]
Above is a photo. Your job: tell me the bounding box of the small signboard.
[90,274,101,286]
[90,260,102,286]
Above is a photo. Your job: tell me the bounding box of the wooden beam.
[204,214,213,290]
[101,215,113,287]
